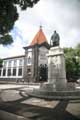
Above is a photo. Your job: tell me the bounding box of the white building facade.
[0,56,25,82]
[0,27,50,83]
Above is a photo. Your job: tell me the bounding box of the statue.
[50,30,60,47]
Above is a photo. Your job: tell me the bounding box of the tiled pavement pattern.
[0,84,80,120]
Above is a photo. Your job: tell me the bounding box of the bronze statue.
[50,30,60,47]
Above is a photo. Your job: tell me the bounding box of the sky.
[0,0,80,58]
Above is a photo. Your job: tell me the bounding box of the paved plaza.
[0,83,80,120]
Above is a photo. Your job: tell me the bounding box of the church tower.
[23,26,50,82]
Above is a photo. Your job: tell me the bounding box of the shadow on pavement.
[0,90,80,120]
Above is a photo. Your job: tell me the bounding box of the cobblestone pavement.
[0,84,80,120]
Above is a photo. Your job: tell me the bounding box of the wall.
[0,57,24,82]
[38,46,48,66]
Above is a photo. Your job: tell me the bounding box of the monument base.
[27,83,80,100]
[40,82,75,91]
[40,83,56,91]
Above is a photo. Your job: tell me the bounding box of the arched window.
[28,56,31,64]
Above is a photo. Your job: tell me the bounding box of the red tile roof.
[30,27,48,46]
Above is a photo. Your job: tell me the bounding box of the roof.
[30,26,48,46]
[2,55,25,60]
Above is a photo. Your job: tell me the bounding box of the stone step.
[33,89,80,96]
[27,89,80,100]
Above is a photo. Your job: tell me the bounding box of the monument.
[27,30,80,100]
[50,30,60,47]
[47,31,66,91]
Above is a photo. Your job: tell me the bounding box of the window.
[8,60,12,67]
[18,68,22,76]
[27,56,32,64]
[13,60,17,67]
[19,59,23,66]
[27,68,31,75]
[13,68,16,76]
[3,69,6,76]
[3,61,7,67]
[8,68,11,76]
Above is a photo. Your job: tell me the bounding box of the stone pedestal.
[47,46,66,91]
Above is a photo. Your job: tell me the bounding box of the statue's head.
[54,30,56,33]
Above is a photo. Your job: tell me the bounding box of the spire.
[40,25,42,30]
[30,26,48,46]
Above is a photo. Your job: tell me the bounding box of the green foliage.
[75,43,80,56]
[64,44,80,82]
[0,0,40,45]
[0,34,13,45]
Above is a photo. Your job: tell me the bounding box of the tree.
[64,44,80,82]
[0,0,40,45]
[64,48,75,79]
[75,43,80,79]
[75,43,80,56]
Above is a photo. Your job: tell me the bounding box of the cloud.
[0,0,80,58]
